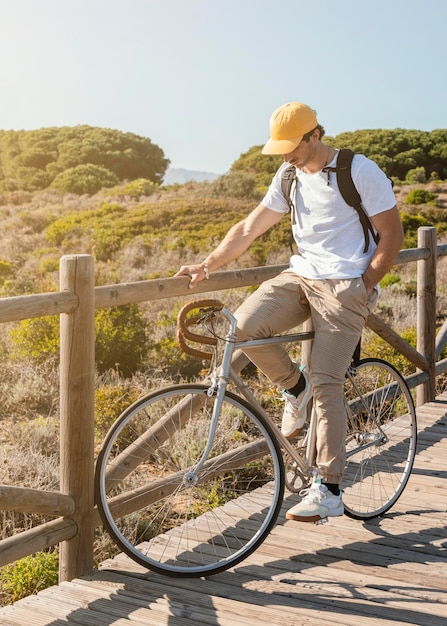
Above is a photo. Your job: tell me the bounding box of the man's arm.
[175,203,284,287]
[362,206,404,294]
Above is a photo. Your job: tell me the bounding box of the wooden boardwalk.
[1,395,446,626]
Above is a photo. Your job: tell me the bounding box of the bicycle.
[95,298,417,578]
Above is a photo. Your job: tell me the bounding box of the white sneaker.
[281,370,312,438]
[286,482,344,523]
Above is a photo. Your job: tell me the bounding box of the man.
[175,102,404,523]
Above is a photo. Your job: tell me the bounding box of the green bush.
[380,273,400,289]
[405,188,438,205]
[0,551,58,604]
[121,178,158,198]
[51,164,120,195]
[94,304,150,375]
[405,166,426,184]
[94,378,141,441]
[211,171,260,199]
[9,316,59,363]
[0,260,13,284]
[39,258,59,273]
[363,327,417,376]
[144,306,207,379]
[45,212,85,247]
[9,305,150,376]
[400,212,432,247]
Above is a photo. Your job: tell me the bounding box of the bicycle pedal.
[315,517,329,526]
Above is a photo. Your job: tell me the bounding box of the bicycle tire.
[342,358,417,519]
[95,383,285,577]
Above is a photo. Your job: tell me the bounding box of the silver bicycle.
[95,298,417,578]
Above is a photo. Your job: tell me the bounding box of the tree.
[405,167,426,184]
[51,164,120,195]
[0,126,170,192]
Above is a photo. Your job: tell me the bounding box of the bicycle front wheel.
[95,384,284,577]
[342,358,417,519]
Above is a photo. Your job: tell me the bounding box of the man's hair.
[302,124,326,141]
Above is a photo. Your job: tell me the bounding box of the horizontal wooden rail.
[94,264,289,308]
[0,290,78,323]
[0,518,77,568]
[1,245,446,323]
[0,485,75,516]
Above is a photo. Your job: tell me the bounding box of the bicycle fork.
[183,322,237,484]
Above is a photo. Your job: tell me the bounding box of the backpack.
[281,148,384,254]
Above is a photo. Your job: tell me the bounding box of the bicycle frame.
[191,305,317,483]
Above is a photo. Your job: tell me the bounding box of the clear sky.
[1,0,445,174]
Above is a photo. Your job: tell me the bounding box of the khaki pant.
[234,270,378,483]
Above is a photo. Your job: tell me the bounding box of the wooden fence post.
[59,255,95,581]
[417,227,437,405]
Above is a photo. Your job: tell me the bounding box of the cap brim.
[262,135,303,155]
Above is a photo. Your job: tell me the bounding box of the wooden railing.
[0,226,446,583]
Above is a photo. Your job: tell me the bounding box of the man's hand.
[363,206,404,293]
[174,264,209,288]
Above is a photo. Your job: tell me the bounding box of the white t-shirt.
[262,152,397,279]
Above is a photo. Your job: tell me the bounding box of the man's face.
[283,131,318,169]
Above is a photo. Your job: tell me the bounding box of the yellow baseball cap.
[262,102,318,155]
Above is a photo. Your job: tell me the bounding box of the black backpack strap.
[281,165,297,222]
[281,165,298,252]
[332,149,379,254]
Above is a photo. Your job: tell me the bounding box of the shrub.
[94,377,141,441]
[0,260,13,284]
[51,164,119,195]
[405,188,438,205]
[45,212,85,247]
[380,273,400,289]
[94,305,150,375]
[8,416,60,457]
[121,178,158,198]
[39,258,59,273]
[211,171,259,199]
[405,166,426,184]
[9,305,151,376]
[9,316,59,363]
[145,307,207,379]
[0,551,58,605]
[363,327,417,376]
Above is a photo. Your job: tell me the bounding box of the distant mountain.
[163,168,220,185]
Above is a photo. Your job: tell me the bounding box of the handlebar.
[176,299,224,360]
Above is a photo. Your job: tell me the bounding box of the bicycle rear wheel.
[342,358,417,519]
[95,384,284,577]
